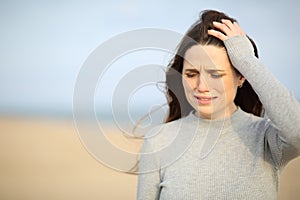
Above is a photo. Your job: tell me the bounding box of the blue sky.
[1,0,299,117]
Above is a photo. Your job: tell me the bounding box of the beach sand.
[0,116,299,200]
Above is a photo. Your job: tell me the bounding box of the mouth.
[194,96,217,105]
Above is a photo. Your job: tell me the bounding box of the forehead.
[183,45,231,70]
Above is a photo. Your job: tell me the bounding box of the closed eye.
[210,73,224,79]
[206,69,226,79]
[183,68,199,78]
[185,73,199,78]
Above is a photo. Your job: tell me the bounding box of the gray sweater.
[137,36,300,200]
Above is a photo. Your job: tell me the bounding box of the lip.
[194,95,217,105]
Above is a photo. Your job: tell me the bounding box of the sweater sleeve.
[137,138,161,200]
[224,35,300,166]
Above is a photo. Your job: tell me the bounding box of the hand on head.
[208,19,246,41]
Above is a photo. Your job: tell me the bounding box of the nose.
[197,74,209,93]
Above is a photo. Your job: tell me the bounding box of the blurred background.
[1,0,300,199]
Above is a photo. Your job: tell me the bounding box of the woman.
[137,10,300,199]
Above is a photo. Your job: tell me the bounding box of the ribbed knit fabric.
[137,36,300,200]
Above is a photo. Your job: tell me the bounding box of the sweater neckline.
[186,107,247,125]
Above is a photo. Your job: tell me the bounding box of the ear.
[237,76,246,87]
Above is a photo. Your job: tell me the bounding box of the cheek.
[208,78,224,92]
[182,77,195,91]
[221,77,238,97]
[211,77,237,95]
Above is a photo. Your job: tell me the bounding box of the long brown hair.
[165,10,264,123]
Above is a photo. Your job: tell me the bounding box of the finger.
[208,29,228,41]
[232,22,246,35]
[212,21,231,35]
[221,19,234,29]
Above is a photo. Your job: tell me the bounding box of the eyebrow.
[183,68,226,73]
[205,69,226,73]
[183,69,199,72]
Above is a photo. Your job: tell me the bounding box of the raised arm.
[208,19,300,165]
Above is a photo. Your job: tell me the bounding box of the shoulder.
[236,109,270,133]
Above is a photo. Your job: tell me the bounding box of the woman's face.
[182,45,244,120]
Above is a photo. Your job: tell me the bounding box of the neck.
[196,104,238,120]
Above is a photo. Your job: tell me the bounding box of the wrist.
[224,35,255,58]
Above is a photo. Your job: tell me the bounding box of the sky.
[1,0,300,118]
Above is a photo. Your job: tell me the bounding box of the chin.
[195,107,214,117]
